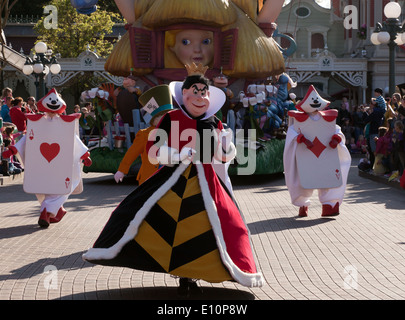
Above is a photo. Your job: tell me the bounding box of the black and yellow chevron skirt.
[133,164,232,282]
[85,164,232,282]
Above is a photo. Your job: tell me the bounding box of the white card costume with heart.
[283,86,351,208]
[14,90,88,215]
[24,116,75,194]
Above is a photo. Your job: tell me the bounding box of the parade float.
[71,0,297,177]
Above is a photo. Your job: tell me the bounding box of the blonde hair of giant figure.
[107,0,285,78]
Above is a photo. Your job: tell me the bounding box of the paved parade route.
[0,157,405,301]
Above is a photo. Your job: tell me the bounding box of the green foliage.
[33,0,119,58]
[97,0,120,13]
[10,0,120,19]
[83,147,141,174]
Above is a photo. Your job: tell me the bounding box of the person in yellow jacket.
[114,85,174,185]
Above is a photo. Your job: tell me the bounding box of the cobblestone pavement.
[0,157,404,301]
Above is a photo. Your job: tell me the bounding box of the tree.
[33,0,120,104]
[10,0,120,16]
[0,1,19,32]
[33,0,120,59]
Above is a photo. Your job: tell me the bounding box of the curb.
[358,169,403,191]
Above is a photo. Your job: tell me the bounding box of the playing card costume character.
[283,86,351,217]
[2,89,92,228]
[83,63,263,294]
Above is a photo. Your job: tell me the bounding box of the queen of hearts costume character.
[283,85,351,217]
[83,63,263,295]
[2,89,92,228]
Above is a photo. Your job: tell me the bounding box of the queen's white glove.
[157,144,180,166]
[219,130,232,152]
[215,130,236,162]
[179,147,196,165]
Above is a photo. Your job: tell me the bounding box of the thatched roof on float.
[105,0,285,79]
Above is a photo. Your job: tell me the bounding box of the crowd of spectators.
[338,88,405,182]
[0,87,34,176]
[2,83,405,185]
[0,86,101,177]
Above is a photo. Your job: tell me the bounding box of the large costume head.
[212,72,229,88]
[37,89,67,114]
[295,85,330,113]
[168,29,214,67]
[169,63,225,120]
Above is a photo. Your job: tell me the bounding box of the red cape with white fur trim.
[83,109,263,287]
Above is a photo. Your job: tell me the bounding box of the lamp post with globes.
[22,41,61,100]
[370,2,404,97]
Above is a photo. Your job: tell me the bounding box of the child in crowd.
[389,120,405,181]
[341,118,354,150]
[2,125,16,146]
[1,123,22,176]
[373,127,389,175]
[349,137,359,154]
[356,134,368,155]
[372,88,387,112]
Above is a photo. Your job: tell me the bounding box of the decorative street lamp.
[22,41,61,100]
[70,0,98,14]
[371,1,404,96]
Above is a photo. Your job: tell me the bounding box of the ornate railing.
[7,14,125,24]
[7,15,41,24]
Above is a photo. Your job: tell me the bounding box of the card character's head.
[37,89,67,114]
[295,85,330,113]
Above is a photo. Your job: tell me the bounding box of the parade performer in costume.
[283,85,351,217]
[114,73,142,127]
[114,85,173,185]
[83,63,263,295]
[2,89,91,228]
[212,71,234,123]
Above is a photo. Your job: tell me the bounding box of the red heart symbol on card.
[40,143,60,163]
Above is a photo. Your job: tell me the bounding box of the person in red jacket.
[9,97,27,133]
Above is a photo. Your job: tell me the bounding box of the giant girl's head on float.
[166,29,214,67]
[169,63,226,120]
